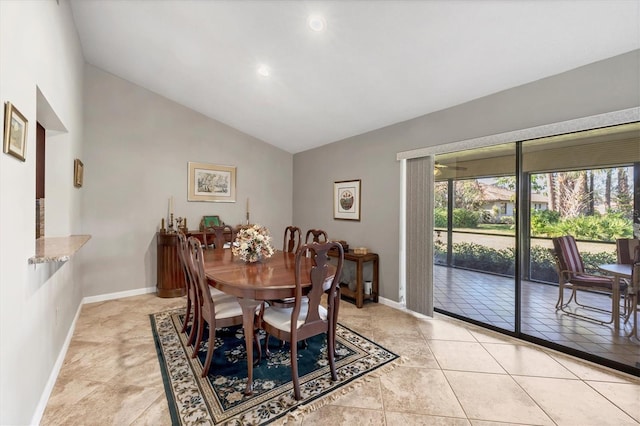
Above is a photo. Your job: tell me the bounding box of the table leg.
[355,259,363,308]
[613,276,620,330]
[238,298,260,395]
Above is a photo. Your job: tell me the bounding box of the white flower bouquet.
[232,224,275,263]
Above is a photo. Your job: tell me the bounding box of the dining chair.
[551,235,627,325]
[305,229,328,244]
[176,232,198,344]
[208,225,236,250]
[186,236,252,377]
[283,226,302,253]
[258,241,344,400]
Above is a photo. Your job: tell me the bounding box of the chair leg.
[187,302,199,347]
[291,340,301,400]
[555,282,566,309]
[201,324,215,377]
[192,314,205,358]
[181,296,191,334]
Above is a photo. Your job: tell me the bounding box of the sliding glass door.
[432,122,639,374]
[434,143,517,332]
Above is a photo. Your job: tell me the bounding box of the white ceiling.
[69,0,640,154]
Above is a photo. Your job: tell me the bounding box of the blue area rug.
[151,307,400,425]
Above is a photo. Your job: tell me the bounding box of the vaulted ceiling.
[69,1,640,153]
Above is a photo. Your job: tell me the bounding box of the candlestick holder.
[168,213,175,233]
[160,217,166,233]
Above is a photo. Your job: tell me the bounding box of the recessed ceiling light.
[308,15,326,32]
[257,64,270,77]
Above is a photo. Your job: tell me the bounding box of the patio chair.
[616,238,639,324]
[629,261,639,338]
[551,235,627,325]
[616,238,640,265]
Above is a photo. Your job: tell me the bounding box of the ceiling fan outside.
[434,162,467,175]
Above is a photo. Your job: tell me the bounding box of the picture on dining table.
[334,179,361,221]
[188,162,236,202]
[3,102,28,162]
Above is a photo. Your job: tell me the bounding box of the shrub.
[452,208,480,228]
[452,242,514,275]
[435,241,616,281]
[535,211,632,241]
[434,208,447,228]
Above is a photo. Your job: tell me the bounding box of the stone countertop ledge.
[29,235,91,264]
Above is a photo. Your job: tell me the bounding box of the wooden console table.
[328,249,379,308]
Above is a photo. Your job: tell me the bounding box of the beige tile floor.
[41,293,640,425]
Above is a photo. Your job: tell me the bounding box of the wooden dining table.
[203,249,335,395]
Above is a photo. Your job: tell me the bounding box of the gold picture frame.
[188,162,236,202]
[334,179,361,221]
[3,102,28,161]
[74,159,84,187]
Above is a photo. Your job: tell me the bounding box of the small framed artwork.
[74,159,84,187]
[200,215,221,230]
[3,102,28,161]
[334,179,361,221]
[188,162,236,202]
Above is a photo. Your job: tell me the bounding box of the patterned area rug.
[150,307,400,425]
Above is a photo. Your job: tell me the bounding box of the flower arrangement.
[232,224,275,263]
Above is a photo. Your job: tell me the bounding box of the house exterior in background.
[479,183,548,223]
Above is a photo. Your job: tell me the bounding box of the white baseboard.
[82,286,156,304]
[378,296,433,319]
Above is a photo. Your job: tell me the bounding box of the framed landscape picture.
[334,179,361,221]
[3,102,28,162]
[188,162,236,202]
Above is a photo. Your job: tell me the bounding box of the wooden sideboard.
[156,229,235,298]
[328,249,379,308]
[156,232,186,298]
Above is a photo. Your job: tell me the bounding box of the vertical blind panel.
[406,156,433,316]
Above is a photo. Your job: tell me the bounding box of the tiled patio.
[434,265,639,370]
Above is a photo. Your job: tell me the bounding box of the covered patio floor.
[434,265,639,369]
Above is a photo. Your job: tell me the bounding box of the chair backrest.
[186,236,215,316]
[208,225,235,250]
[178,232,202,307]
[283,226,302,253]
[292,242,344,337]
[616,238,640,265]
[177,232,194,289]
[305,229,328,244]
[552,236,585,276]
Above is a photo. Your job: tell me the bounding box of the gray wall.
[293,49,640,302]
[81,65,293,297]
